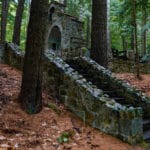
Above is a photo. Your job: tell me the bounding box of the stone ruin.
[0,0,150,145]
[46,1,85,58]
[2,42,150,144]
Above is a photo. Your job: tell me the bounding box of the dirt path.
[0,64,146,150]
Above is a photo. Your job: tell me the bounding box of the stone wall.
[69,57,150,118]
[110,59,150,74]
[43,50,143,144]
[46,1,85,58]
[3,43,144,144]
[4,43,24,70]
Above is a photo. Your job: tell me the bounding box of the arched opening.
[49,26,61,51]
[49,7,55,22]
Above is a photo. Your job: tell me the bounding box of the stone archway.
[49,7,55,22]
[48,26,61,51]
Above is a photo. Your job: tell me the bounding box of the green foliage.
[81,47,88,55]
[140,140,149,149]
[1,0,150,54]
[110,0,150,53]
[65,0,91,40]
[57,130,74,144]
[48,103,61,115]
[6,1,17,42]
[1,0,30,50]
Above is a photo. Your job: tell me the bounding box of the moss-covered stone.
[3,44,144,144]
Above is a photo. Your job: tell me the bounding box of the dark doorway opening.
[49,7,55,22]
[49,26,61,51]
[52,43,56,50]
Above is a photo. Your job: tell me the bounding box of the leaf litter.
[0,64,145,150]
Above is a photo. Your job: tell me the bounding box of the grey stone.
[3,43,145,144]
[45,1,85,58]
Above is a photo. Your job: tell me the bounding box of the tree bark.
[86,15,90,49]
[107,0,112,59]
[91,0,108,68]
[12,0,25,45]
[0,0,9,42]
[130,8,135,52]
[130,20,134,51]
[20,0,49,114]
[132,0,140,78]
[122,36,127,51]
[141,4,147,56]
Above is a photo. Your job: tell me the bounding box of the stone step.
[143,130,150,141]
[67,60,150,143]
[103,91,115,95]
[103,91,121,98]
[143,119,150,125]
[143,119,150,132]
[68,61,129,105]
[112,97,125,101]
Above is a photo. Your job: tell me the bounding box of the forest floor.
[0,64,149,150]
[114,73,150,97]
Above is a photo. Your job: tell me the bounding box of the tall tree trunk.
[86,15,90,49]
[122,36,127,51]
[0,0,9,42]
[130,20,134,51]
[91,0,108,68]
[131,9,134,52]
[107,0,112,59]
[141,5,147,56]
[20,0,49,114]
[132,0,140,78]
[12,0,25,45]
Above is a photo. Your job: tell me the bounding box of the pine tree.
[20,0,49,114]
[12,0,25,45]
[91,0,108,68]
[0,0,9,42]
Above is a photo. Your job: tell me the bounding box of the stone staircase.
[67,58,150,142]
[67,61,129,106]
[3,43,150,144]
[143,119,150,142]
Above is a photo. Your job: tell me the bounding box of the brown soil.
[114,73,150,97]
[0,64,146,150]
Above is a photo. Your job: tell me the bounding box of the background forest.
[0,0,150,56]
